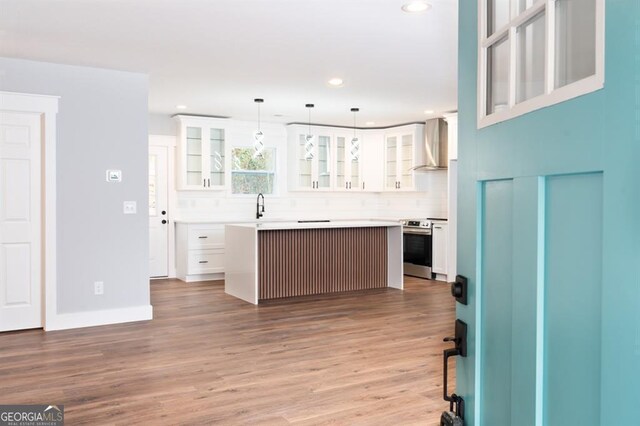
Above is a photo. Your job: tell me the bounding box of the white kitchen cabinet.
[176,222,225,282]
[176,115,228,191]
[361,132,384,192]
[288,125,333,191]
[431,221,448,278]
[287,123,425,193]
[384,124,424,191]
[335,133,364,191]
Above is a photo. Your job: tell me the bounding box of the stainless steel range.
[401,218,433,279]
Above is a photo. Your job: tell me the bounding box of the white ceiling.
[0,0,458,127]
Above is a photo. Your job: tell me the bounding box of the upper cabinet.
[287,123,424,193]
[384,124,424,191]
[292,126,333,191]
[335,133,363,191]
[176,115,228,191]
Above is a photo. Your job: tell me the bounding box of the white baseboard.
[45,305,153,331]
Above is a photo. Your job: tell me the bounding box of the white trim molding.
[45,305,153,331]
[0,91,59,332]
[477,0,605,128]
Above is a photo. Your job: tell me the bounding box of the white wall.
[150,115,448,223]
[0,57,150,315]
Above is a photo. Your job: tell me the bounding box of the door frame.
[149,135,177,279]
[0,91,58,331]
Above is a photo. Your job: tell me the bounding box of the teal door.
[456,1,640,425]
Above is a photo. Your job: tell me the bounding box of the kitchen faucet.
[256,193,265,219]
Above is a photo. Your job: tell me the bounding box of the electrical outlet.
[94,281,104,295]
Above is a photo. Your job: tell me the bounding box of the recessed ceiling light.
[424,109,435,114]
[176,105,187,109]
[402,1,432,13]
[328,78,344,87]
[365,121,376,126]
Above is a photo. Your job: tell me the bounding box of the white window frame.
[477,0,605,128]
[230,147,277,196]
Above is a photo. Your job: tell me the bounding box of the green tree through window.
[231,148,276,194]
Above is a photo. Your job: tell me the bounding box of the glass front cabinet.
[335,133,363,191]
[383,125,422,191]
[176,116,227,191]
[289,125,334,191]
[286,123,426,193]
[288,125,367,192]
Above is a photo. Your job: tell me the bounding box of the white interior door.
[0,111,42,332]
[149,145,169,277]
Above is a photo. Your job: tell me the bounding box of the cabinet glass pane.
[336,137,346,189]
[186,126,202,186]
[386,136,397,189]
[317,136,331,189]
[555,0,596,89]
[487,37,510,115]
[351,157,360,189]
[298,135,312,188]
[351,137,360,189]
[210,128,225,186]
[401,134,413,189]
[516,12,546,103]
[487,0,509,36]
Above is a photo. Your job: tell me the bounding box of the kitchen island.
[225,220,403,304]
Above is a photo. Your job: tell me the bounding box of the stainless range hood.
[412,118,448,171]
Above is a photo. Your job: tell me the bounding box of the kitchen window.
[478,0,604,128]
[231,147,276,195]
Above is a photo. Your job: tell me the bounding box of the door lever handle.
[443,319,468,421]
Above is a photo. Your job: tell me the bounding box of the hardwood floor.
[0,277,455,425]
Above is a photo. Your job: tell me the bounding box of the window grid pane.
[516,12,546,103]
[487,36,510,115]
[487,0,510,36]
[555,0,596,89]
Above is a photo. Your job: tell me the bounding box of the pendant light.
[350,107,360,161]
[253,98,265,158]
[305,103,315,160]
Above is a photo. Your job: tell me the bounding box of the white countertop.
[227,220,401,230]
[175,218,400,225]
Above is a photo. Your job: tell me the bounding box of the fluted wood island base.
[225,221,403,304]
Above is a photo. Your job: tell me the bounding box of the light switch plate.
[123,201,137,214]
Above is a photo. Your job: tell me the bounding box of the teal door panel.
[479,179,514,426]
[544,173,603,426]
[479,177,539,426]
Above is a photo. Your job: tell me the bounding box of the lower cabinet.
[431,222,448,279]
[176,223,225,282]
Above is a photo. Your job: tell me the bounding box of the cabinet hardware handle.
[363,182,365,190]
[346,182,348,189]
[349,182,351,189]
[207,178,210,187]
[203,179,206,188]
[198,236,208,239]
[199,261,208,264]
[161,210,167,215]
[162,219,167,224]
[434,226,442,230]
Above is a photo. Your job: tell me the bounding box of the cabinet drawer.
[188,249,225,274]
[188,226,225,249]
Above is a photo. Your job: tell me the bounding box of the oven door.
[403,229,433,279]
